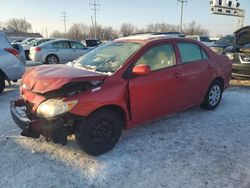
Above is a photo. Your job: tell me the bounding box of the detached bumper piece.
[10,99,69,145]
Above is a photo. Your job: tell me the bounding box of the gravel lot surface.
[0,81,250,188]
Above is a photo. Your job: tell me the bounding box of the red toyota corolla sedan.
[11,34,231,155]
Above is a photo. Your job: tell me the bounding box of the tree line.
[1,18,209,41]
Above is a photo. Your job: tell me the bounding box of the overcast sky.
[0,0,249,37]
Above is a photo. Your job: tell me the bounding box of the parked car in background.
[225,26,250,79]
[0,32,25,93]
[29,39,91,64]
[209,37,220,43]
[22,38,54,60]
[11,34,231,155]
[210,35,236,54]
[19,38,36,46]
[186,35,213,46]
[82,39,102,47]
[11,39,24,44]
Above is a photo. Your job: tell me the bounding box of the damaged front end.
[10,80,103,145]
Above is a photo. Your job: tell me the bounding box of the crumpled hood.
[22,65,107,94]
[235,26,250,46]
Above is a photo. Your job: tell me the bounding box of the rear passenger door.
[51,41,71,62]
[176,42,213,107]
[69,42,89,60]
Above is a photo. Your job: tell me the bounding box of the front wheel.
[75,109,123,156]
[201,80,223,110]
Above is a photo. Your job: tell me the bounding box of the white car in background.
[29,39,91,64]
[186,35,213,46]
[0,32,25,93]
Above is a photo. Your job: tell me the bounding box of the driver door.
[128,43,183,124]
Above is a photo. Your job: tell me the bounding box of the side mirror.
[132,64,151,76]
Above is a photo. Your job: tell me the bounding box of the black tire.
[201,80,223,110]
[0,74,5,94]
[45,55,59,64]
[75,109,123,156]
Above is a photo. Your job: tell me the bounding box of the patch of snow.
[1,82,250,187]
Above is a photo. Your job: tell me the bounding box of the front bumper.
[232,63,250,79]
[11,99,68,140]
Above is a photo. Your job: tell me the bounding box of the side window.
[52,41,70,49]
[135,44,176,71]
[70,42,85,49]
[177,43,205,63]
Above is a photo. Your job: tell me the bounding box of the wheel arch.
[211,76,224,91]
[89,104,128,130]
[0,69,8,80]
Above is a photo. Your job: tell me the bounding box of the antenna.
[177,0,188,33]
[89,0,100,38]
[61,10,68,34]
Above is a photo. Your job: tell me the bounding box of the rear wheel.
[75,109,123,156]
[0,74,5,94]
[201,80,223,110]
[45,55,59,64]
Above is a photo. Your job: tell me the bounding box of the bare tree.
[67,23,90,41]
[50,30,65,38]
[183,21,209,36]
[6,18,32,32]
[100,26,118,40]
[120,23,136,37]
[146,23,178,33]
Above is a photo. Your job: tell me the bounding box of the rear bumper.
[10,99,65,139]
[232,63,250,79]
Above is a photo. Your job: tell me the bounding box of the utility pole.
[177,0,187,33]
[90,0,100,39]
[45,27,48,38]
[61,10,68,35]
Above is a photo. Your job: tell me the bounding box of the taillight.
[34,47,42,52]
[4,48,20,58]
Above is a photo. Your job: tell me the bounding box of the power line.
[177,0,188,33]
[61,10,68,34]
[90,0,100,38]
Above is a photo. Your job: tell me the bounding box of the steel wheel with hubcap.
[75,109,123,156]
[201,80,223,110]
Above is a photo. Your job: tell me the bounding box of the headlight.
[210,47,224,54]
[226,53,235,61]
[36,99,78,118]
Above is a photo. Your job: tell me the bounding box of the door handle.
[173,72,181,79]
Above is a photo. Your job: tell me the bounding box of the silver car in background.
[29,39,91,64]
[0,32,25,93]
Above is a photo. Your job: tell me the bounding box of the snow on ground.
[0,82,250,188]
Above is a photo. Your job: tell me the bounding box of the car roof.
[114,33,197,45]
[115,34,178,42]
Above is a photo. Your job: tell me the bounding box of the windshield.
[73,41,142,73]
[215,35,236,46]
